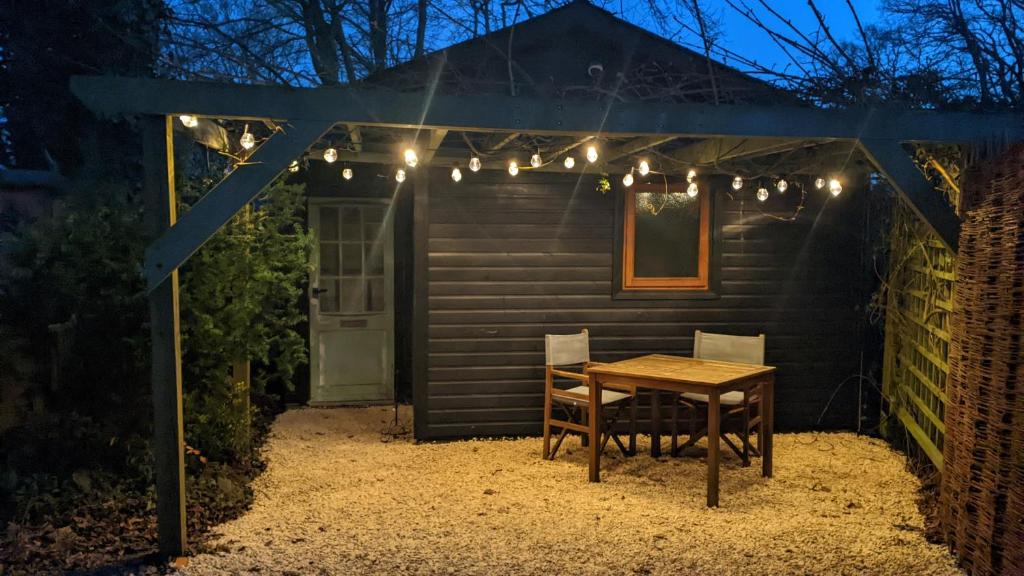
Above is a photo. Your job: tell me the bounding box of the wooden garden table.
[584,354,776,507]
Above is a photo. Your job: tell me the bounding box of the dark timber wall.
[423,169,874,439]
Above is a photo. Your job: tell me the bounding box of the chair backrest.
[693,330,765,365]
[545,329,590,367]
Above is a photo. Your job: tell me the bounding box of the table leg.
[762,376,774,478]
[588,373,601,482]
[707,390,720,507]
[650,389,661,458]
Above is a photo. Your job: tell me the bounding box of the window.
[622,185,710,291]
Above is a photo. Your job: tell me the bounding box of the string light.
[288,160,300,173]
[469,157,482,172]
[686,169,697,183]
[563,156,575,169]
[776,178,788,193]
[404,148,419,168]
[508,160,519,176]
[451,165,462,182]
[530,153,542,168]
[342,167,353,180]
[323,148,338,163]
[815,177,826,190]
[179,115,199,128]
[687,182,699,198]
[240,125,255,150]
[622,172,634,187]
[638,160,650,176]
[756,186,769,202]
[395,168,406,183]
[586,145,599,163]
[829,178,843,197]
[732,176,744,190]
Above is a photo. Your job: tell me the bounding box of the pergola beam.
[71,76,1024,143]
[144,119,333,290]
[603,135,678,162]
[667,137,823,166]
[859,139,960,252]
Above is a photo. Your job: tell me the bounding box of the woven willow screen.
[881,200,955,468]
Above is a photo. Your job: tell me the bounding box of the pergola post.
[142,115,187,557]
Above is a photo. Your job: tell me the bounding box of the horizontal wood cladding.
[423,170,869,439]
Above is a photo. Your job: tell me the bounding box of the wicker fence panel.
[882,200,955,469]
[940,145,1024,576]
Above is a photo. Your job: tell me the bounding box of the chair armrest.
[550,368,590,381]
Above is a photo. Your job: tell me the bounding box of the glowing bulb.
[469,157,482,172]
[323,148,338,163]
[687,182,699,198]
[179,115,199,128]
[776,179,788,193]
[756,187,769,202]
[342,167,353,180]
[829,179,843,197]
[622,172,634,187]
[563,156,575,169]
[404,148,419,168]
[288,160,300,173]
[240,127,255,150]
[686,169,697,183]
[395,168,406,183]
[451,166,462,182]
[732,176,743,190]
[638,160,650,176]
[815,177,826,190]
[586,145,598,163]
[508,161,519,176]
[530,153,542,168]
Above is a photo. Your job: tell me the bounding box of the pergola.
[71,75,1023,558]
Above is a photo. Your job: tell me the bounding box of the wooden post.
[142,115,187,557]
[411,168,430,440]
[706,390,720,507]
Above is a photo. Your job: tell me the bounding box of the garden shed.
[71,1,1023,573]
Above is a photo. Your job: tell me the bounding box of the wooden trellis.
[881,199,956,468]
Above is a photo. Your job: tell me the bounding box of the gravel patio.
[180,406,961,576]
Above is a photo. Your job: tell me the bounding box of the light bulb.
[508,161,519,176]
[638,160,650,176]
[323,148,338,163]
[404,148,418,168]
[686,169,697,183]
[240,127,255,150]
[179,115,199,128]
[530,153,542,168]
[288,160,300,173]
[756,187,769,202]
[622,172,634,187]
[342,167,353,180]
[815,177,826,190]
[732,176,743,190]
[776,179,788,193]
[395,168,406,183]
[469,157,482,172]
[451,166,462,182]
[829,179,842,197]
[687,182,699,198]
[563,156,575,169]
[586,145,598,163]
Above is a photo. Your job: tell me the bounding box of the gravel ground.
[180,406,962,576]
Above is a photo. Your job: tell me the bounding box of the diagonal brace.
[859,138,961,253]
[144,119,334,290]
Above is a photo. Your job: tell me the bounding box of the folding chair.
[670,330,766,466]
[542,329,638,461]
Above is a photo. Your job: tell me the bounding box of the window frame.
[620,183,712,292]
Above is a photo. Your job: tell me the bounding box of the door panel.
[310,200,394,404]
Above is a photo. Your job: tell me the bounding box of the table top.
[586,354,775,387]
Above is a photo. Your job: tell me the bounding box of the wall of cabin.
[420,169,879,439]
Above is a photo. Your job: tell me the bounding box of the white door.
[309,200,394,404]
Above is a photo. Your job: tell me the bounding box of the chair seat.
[681,391,747,406]
[554,386,631,406]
